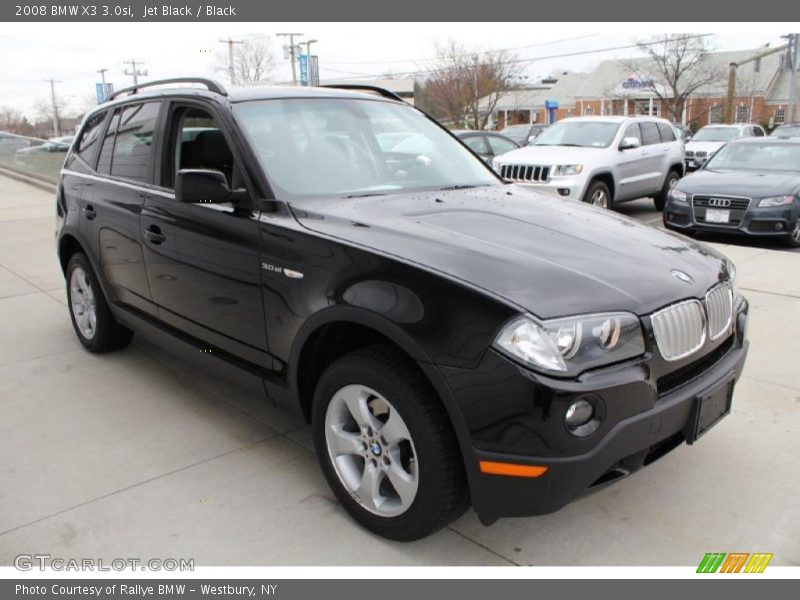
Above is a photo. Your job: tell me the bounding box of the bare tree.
[422,40,522,129]
[218,36,278,85]
[620,34,725,122]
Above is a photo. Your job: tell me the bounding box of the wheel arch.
[586,171,616,202]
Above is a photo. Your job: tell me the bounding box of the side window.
[96,110,120,175]
[75,111,106,164]
[640,122,661,146]
[110,102,161,183]
[622,123,642,144]
[462,135,488,155]
[753,126,765,137]
[657,123,676,142]
[166,106,235,189]
[487,135,517,155]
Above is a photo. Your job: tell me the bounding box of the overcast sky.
[0,22,792,119]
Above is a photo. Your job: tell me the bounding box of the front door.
[616,122,652,201]
[141,102,268,366]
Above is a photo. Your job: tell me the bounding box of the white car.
[492,116,686,210]
[684,123,766,170]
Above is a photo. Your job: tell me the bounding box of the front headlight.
[726,258,739,300]
[492,158,502,175]
[670,189,688,202]
[551,164,583,177]
[758,195,795,207]
[493,312,645,376]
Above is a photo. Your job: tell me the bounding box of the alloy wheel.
[591,189,608,208]
[324,384,419,517]
[69,266,97,339]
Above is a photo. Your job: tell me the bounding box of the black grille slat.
[499,164,550,183]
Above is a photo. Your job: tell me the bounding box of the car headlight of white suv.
[494,312,645,376]
[551,164,584,177]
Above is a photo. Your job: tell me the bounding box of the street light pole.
[44,78,61,138]
[277,32,303,85]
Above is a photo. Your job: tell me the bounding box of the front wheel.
[312,345,468,541]
[582,180,612,209]
[787,218,800,248]
[654,171,680,211]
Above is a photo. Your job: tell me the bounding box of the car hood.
[290,186,730,319]
[678,169,800,197]
[495,144,602,165]
[686,141,726,154]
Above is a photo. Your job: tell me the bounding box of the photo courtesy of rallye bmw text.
[0,0,798,596]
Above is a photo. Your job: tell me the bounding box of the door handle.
[83,205,96,220]
[143,225,166,245]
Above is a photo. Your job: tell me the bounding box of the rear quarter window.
[74,111,107,165]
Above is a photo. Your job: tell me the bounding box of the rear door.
[78,101,160,315]
[140,100,268,366]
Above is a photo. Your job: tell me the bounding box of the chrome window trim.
[61,169,175,199]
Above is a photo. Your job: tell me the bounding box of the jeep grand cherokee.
[56,78,749,541]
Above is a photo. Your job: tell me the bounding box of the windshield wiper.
[343,192,387,199]
[437,184,490,191]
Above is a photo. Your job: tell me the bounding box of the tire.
[654,170,680,211]
[66,253,134,353]
[787,218,800,248]
[311,344,469,541]
[582,180,612,209]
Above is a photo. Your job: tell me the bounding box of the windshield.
[704,142,800,172]
[234,98,499,199]
[533,121,620,148]
[772,125,800,138]
[692,127,739,142]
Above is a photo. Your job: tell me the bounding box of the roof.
[728,136,800,144]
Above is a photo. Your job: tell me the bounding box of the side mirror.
[619,137,641,151]
[175,169,245,204]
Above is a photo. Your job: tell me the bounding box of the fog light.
[565,399,594,428]
[565,396,603,437]
[775,222,785,231]
[558,188,570,196]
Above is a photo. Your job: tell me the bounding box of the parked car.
[770,122,800,138]
[684,123,765,171]
[56,78,748,540]
[14,136,73,156]
[493,116,685,210]
[664,137,800,247]
[452,130,519,163]
[499,123,548,145]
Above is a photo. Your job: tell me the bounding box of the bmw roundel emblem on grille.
[670,269,693,284]
[708,197,732,208]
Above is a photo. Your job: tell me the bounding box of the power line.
[320,34,715,82]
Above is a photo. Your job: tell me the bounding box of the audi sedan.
[664,137,800,247]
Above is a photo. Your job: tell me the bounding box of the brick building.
[485,45,798,132]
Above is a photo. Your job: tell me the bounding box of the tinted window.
[622,123,642,144]
[96,110,120,175]
[753,126,765,137]
[461,135,488,154]
[110,102,160,182]
[657,123,676,142]
[639,122,661,145]
[75,111,106,163]
[486,135,517,155]
[534,121,620,148]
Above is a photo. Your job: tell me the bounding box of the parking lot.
[0,172,798,567]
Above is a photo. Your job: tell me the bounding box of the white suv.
[684,123,766,170]
[492,116,686,210]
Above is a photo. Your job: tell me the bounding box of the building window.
[735,104,749,123]
[636,100,659,117]
[709,106,722,124]
[584,106,594,116]
[774,107,786,125]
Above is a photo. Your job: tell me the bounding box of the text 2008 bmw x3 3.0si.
[55,79,749,541]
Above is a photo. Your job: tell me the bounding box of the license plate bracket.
[685,376,735,444]
[705,208,731,223]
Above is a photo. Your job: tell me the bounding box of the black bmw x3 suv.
[56,78,749,540]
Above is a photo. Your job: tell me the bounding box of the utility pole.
[43,78,61,138]
[277,32,303,85]
[219,37,244,85]
[787,33,799,123]
[724,43,788,124]
[123,59,147,85]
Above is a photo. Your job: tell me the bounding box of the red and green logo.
[697,552,773,573]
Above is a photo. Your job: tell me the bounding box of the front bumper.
[439,299,749,523]
[514,176,587,201]
[664,199,798,237]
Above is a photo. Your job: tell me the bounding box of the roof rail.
[321,84,405,103]
[106,78,227,102]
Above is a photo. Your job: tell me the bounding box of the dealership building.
[486,45,798,131]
